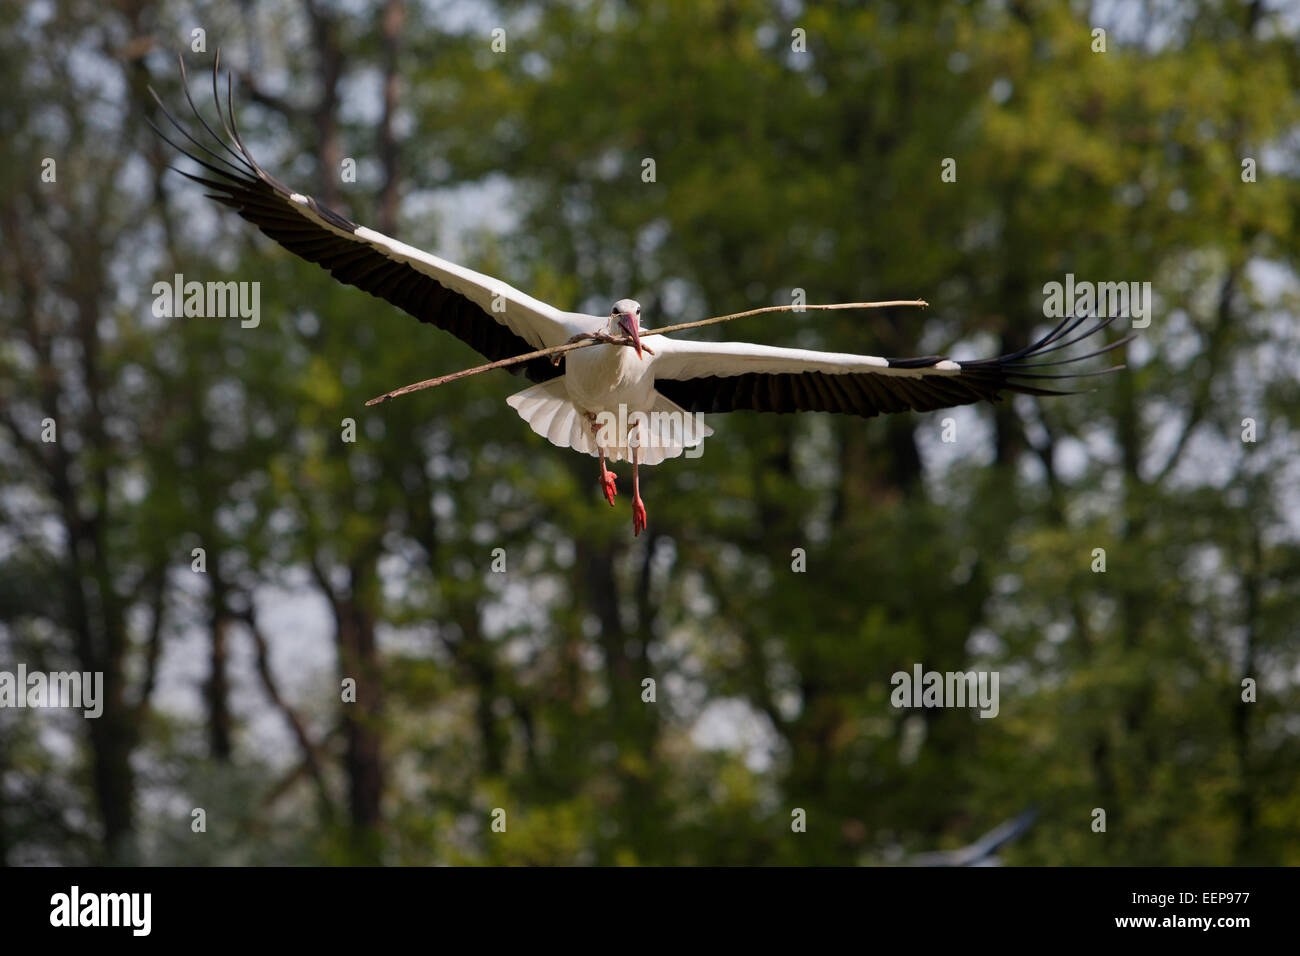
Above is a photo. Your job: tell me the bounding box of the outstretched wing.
[148,56,590,384]
[651,313,1131,418]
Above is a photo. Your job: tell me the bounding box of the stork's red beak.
[618,314,643,358]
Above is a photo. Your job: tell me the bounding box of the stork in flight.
[150,60,1129,536]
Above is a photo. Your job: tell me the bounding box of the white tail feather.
[506,381,712,465]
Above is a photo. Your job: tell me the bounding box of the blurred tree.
[0,0,1296,866]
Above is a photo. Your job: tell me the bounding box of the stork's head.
[608,298,643,358]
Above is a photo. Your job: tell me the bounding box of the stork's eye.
[636,307,641,314]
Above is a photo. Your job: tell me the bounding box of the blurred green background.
[1,0,1297,865]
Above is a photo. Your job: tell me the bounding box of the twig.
[365,299,927,406]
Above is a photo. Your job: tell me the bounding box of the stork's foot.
[600,470,618,507]
[632,496,647,536]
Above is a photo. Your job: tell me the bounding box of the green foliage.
[1,0,1297,866]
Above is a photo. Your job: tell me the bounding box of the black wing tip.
[927,312,1138,406]
[147,50,360,235]
[969,313,1136,376]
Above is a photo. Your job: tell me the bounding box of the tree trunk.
[336,586,385,854]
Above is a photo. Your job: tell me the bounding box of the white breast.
[563,342,656,414]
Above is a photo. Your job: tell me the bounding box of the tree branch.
[237,601,335,815]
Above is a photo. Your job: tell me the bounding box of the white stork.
[150,61,1130,536]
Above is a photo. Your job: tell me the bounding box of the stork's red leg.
[632,447,647,536]
[599,453,617,506]
[587,413,617,506]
